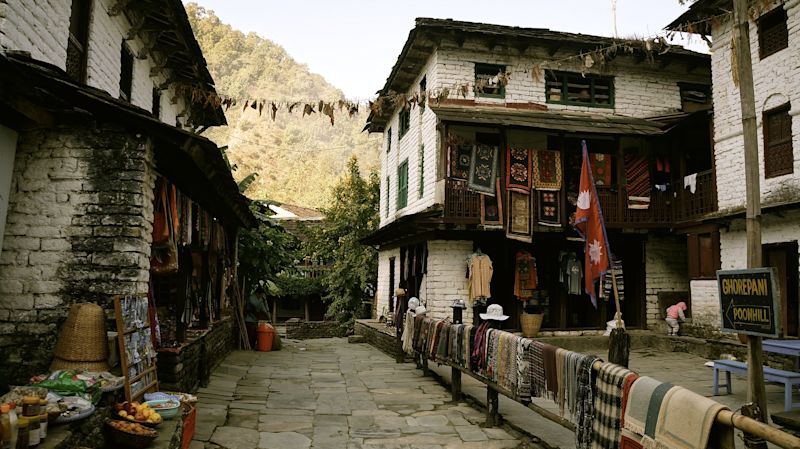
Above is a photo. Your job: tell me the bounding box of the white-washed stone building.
[363,19,714,333]
[0,0,254,387]
[668,0,800,339]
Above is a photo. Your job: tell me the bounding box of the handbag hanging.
[151,180,170,244]
[150,181,179,275]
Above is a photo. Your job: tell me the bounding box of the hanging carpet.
[532,149,562,191]
[506,147,532,192]
[468,144,498,195]
[624,154,650,210]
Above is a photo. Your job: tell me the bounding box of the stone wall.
[710,0,800,211]
[158,317,234,393]
[354,320,402,359]
[285,319,346,339]
[0,120,155,386]
[644,235,690,331]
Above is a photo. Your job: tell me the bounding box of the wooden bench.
[712,359,800,411]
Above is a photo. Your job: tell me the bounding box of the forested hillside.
[186,4,380,208]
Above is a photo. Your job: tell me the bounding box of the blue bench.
[712,359,800,411]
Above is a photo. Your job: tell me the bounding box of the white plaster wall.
[0,0,71,70]
[376,247,400,319]
[645,235,690,329]
[710,0,800,211]
[422,240,472,323]
[0,124,18,253]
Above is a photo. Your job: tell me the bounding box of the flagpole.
[610,268,622,327]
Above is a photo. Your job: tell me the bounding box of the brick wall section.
[0,0,70,71]
[0,120,155,385]
[421,240,473,323]
[354,320,402,359]
[376,247,400,319]
[285,320,346,339]
[710,1,800,211]
[158,318,234,393]
[644,235,689,330]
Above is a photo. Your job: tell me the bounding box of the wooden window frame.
[678,82,711,111]
[397,159,409,210]
[474,63,506,99]
[399,109,410,140]
[119,42,134,102]
[545,71,614,108]
[152,88,161,119]
[419,76,427,110]
[687,231,721,280]
[758,7,788,60]
[763,103,793,179]
[66,0,92,83]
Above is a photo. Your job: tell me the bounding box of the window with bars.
[66,0,91,83]
[399,109,410,139]
[758,7,788,59]
[474,63,506,98]
[386,127,392,153]
[763,103,793,178]
[119,43,134,102]
[545,71,614,107]
[397,160,409,210]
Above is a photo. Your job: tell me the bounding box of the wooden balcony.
[442,168,717,228]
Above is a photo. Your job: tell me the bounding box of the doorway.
[764,242,799,338]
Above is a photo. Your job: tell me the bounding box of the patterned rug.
[624,154,650,210]
[468,144,498,195]
[506,190,532,242]
[481,180,503,226]
[590,153,612,186]
[450,144,473,180]
[506,147,532,192]
[533,149,562,191]
[537,191,561,226]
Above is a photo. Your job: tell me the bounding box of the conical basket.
[50,357,110,372]
[52,303,109,363]
[520,313,543,338]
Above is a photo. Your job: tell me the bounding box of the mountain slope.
[186,4,379,208]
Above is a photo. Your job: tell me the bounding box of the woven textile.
[507,191,532,242]
[623,376,663,436]
[620,430,644,449]
[468,144,499,195]
[471,322,491,372]
[591,363,637,449]
[556,348,567,416]
[591,153,613,186]
[531,341,546,398]
[564,351,582,418]
[533,149,562,190]
[619,373,639,427]
[507,147,532,192]
[517,338,532,400]
[450,144,473,180]
[481,181,503,225]
[625,154,650,210]
[642,383,675,445]
[402,310,415,354]
[651,386,731,449]
[542,343,559,400]
[575,355,601,449]
[499,332,518,393]
[538,190,561,226]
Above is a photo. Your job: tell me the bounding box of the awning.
[430,104,666,135]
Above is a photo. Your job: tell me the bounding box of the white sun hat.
[415,306,427,315]
[408,297,420,310]
[480,304,509,321]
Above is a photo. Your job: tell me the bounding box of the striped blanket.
[591,363,637,449]
[624,154,650,210]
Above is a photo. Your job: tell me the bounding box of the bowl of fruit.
[106,419,158,448]
[113,401,163,426]
[144,399,180,419]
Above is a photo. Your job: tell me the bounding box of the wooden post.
[608,267,630,367]
[732,0,769,426]
[486,387,500,427]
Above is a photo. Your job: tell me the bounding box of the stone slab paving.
[194,338,536,449]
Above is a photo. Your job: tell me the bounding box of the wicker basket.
[50,357,110,372]
[105,421,158,448]
[520,313,543,338]
[52,303,109,363]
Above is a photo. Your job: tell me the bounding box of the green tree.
[238,213,298,297]
[310,157,380,328]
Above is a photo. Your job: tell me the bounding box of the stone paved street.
[190,338,536,449]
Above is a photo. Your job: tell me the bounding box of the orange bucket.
[256,322,274,352]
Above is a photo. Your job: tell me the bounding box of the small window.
[687,231,720,280]
[419,76,427,110]
[545,71,614,107]
[386,127,392,153]
[119,43,134,102]
[418,144,425,198]
[764,103,793,178]
[397,160,409,210]
[758,7,788,59]
[679,83,711,112]
[66,0,92,83]
[152,88,161,119]
[399,108,410,139]
[385,176,390,217]
[474,63,506,98]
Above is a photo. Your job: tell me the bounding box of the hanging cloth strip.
[575,354,602,449]
[591,363,637,449]
[531,341,546,398]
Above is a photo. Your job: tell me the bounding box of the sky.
[186,1,706,99]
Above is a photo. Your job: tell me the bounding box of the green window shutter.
[385,176,390,217]
[418,144,425,198]
[386,128,392,153]
[397,160,408,209]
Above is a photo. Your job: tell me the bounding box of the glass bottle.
[8,403,18,449]
[0,404,10,449]
[14,418,27,449]
[25,414,37,448]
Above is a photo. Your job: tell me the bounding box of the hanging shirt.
[467,253,493,304]
[514,251,538,300]
[566,257,583,295]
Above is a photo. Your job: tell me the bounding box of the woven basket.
[105,421,158,449]
[50,357,110,372]
[520,313,543,338]
[52,303,109,363]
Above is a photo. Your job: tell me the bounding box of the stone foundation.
[157,317,234,393]
[285,319,346,339]
[354,319,402,359]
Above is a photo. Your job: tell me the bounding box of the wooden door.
[764,242,799,337]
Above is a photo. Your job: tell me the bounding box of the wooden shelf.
[122,322,150,336]
[115,296,159,402]
[129,365,157,384]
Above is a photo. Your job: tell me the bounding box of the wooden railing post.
[486,386,500,427]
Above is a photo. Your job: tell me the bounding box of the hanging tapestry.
[481,179,503,226]
[532,149,562,191]
[506,191,532,242]
[450,144,473,180]
[624,154,650,209]
[538,190,561,227]
[590,153,612,186]
[506,147,532,192]
[468,144,498,195]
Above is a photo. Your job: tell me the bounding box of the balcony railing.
[443,168,717,227]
